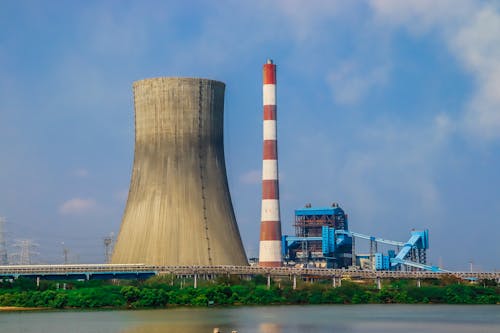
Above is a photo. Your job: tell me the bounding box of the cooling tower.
[111,77,248,266]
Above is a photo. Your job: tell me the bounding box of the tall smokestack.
[259,59,282,267]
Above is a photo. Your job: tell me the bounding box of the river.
[0,305,498,333]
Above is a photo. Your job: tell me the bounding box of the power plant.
[111,78,247,266]
[282,203,435,271]
[109,62,440,273]
[0,60,462,277]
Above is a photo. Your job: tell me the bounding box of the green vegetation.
[0,275,498,309]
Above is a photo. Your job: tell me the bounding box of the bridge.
[1,264,498,284]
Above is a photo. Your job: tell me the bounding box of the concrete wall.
[112,78,248,266]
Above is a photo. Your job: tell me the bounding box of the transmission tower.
[11,239,39,265]
[103,232,114,263]
[62,242,69,264]
[0,217,8,265]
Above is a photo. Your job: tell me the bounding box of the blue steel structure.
[284,204,352,268]
[283,204,443,272]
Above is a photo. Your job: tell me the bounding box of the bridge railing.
[0,264,498,280]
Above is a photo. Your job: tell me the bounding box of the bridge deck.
[0,264,498,280]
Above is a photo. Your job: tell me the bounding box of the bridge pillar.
[332,277,337,288]
[267,274,271,290]
[194,274,198,289]
[376,277,381,290]
[36,276,40,288]
[293,275,297,290]
[417,279,421,288]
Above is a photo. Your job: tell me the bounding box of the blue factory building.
[282,203,353,268]
[282,204,441,272]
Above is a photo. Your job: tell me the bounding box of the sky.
[0,0,499,271]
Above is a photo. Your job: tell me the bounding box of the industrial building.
[282,204,352,268]
[112,78,248,266]
[282,203,437,272]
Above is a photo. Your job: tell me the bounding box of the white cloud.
[327,61,389,105]
[59,198,97,215]
[270,0,345,41]
[369,0,473,34]
[451,6,500,139]
[369,0,500,141]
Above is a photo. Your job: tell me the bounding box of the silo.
[111,78,248,266]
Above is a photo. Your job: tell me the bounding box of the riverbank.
[0,275,498,310]
[0,306,49,311]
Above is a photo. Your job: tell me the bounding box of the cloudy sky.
[1,0,499,271]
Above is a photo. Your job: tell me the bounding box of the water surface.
[0,305,498,333]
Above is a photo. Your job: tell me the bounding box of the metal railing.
[0,264,498,280]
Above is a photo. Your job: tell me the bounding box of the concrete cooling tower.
[111,77,248,266]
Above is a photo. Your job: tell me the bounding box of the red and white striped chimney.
[259,59,282,267]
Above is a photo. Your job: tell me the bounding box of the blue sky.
[0,0,499,270]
